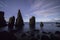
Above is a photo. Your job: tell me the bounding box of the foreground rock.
[55,31,60,35]
[41,35,50,40]
[15,10,24,27]
[0,11,7,27]
[8,16,15,29]
[0,31,17,40]
[29,16,35,31]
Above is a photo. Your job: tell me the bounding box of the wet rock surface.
[0,30,60,40]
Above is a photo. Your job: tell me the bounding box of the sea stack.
[15,10,24,27]
[40,22,44,28]
[29,16,35,30]
[8,16,15,29]
[0,11,7,27]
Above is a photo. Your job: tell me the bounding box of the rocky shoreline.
[0,30,60,40]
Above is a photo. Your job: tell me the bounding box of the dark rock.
[56,22,60,24]
[29,16,35,31]
[48,32,51,34]
[8,16,15,29]
[55,31,60,35]
[20,33,28,40]
[56,22,60,27]
[50,33,60,40]
[40,22,44,28]
[34,30,40,33]
[42,31,47,34]
[31,37,38,40]
[15,10,24,27]
[42,31,51,34]
[41,35,50,40]
[50,34,57,40]
[55,31,60,39]
[36,34,40,39]
[0,11,7,27]
[55,36,60,40]
[0,31,17,40]
[30,32,35,37]
[21,33,27,37]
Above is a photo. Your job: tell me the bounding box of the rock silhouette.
[15,10,24,28]
[0,11,7,27]
[40,22,44,28]
[8,16,15,29]
[29,16,35,31]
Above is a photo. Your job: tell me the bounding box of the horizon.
[0,0,60,22]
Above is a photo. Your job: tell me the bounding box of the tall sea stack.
[0,11,7,27]
[15,10,24,27]
[8,16,15,29]
[29,16,35,31]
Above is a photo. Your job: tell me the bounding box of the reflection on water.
[0,22,60,33]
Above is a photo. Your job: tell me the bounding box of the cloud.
[0,0,8,11]
[0,1,8,7]
[29,0,60,17]
[28,0,60,22]
[54,18,60,20]
[36,18,52,22]
[0,0,60,22]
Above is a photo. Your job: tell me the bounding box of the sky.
[0,0,60,22]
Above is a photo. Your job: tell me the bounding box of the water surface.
[0,22,60,33]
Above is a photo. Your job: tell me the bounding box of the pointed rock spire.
[15,9,24,27]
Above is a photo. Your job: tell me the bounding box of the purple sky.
[0,0,60,22]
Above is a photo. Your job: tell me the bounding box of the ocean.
[0,22,60,33]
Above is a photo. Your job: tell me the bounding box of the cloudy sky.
[0,0,60,22]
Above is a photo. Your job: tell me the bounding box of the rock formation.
[29,16,35,31]
[0,11,7,27]
[15,10,24,27]
[0,31,17,40]
[41,35,50,40]
[40,22,44,28]
[8,16,15,29]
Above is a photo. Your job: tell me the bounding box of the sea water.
[0,22,60,33]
